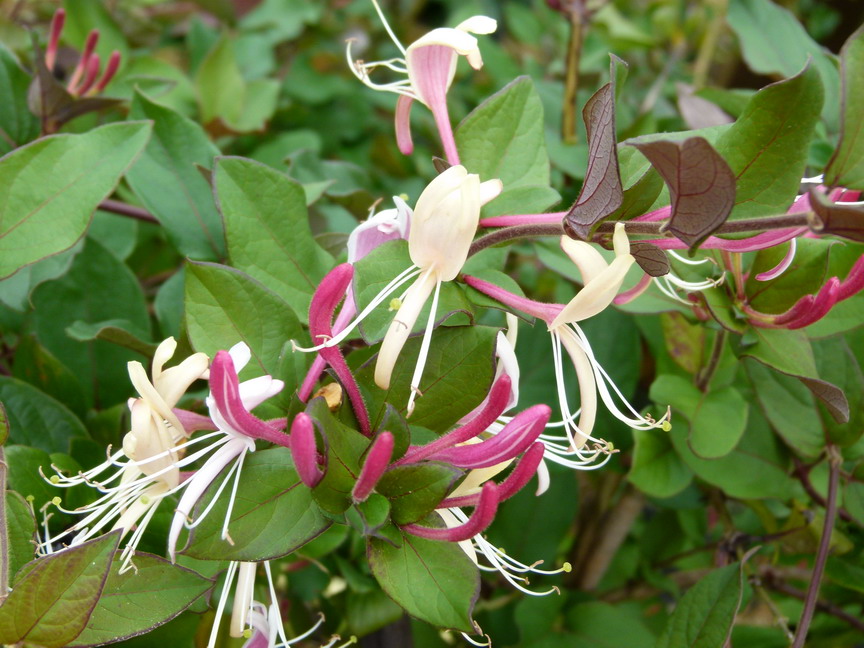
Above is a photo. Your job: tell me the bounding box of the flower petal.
[403,482,499,542]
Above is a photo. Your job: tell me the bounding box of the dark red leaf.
[631,137,736,251]
[808,188,864,243]
[630,241,670,277]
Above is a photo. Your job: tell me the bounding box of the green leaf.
[714,65,823,221]
[813,336,864,447]
[0,400,7,445]
[654,559,750,648]
[215,156,333,317]
[0,376,88,453]
[0,43,39,153]
[726,0,838,129]
[185,261,304,380]
[183,447,330,561]
[377,463,463,525]
[0,241,81,312]
[69,553,213,647]
[0,531,120,648]
[826,557,864,594]
[629,428,693,498]
[368,529,479,632]
[4,446,60,508]
[62,0,129,62]
[745,359,824,458]
[66,319,157,357]
[0,122,151,279]
[738,327,848,423]
[456,76,557,214]
[825,25,864,190]
[352,240,474,343]
[4,490,37,579]
[843,481,864,525]
[358,325,498,434]
[30,238,152,408]
[126,91,225,260]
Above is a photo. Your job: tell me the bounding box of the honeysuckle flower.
[43,338,209,572]
[167,343,288,561]
[296,166,502,415]
[208,560,325,648]
[45,8,120,97]
[465,224,669,470]
[348,0,496,164]
[288,413,324,488]
[299,199,410,403]
[352,431,395,502]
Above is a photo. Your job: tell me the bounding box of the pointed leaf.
[126,91,224,260]
[368,529,479,632]
[0,376,88,453]
[0,122,151,279]
[825,25,864,190]
[4,491,36,580]
[630,241,670,277]
[183,447,330,560]
[377,463,463,525]
[628,428,693,498]
[0,532,120,648]
[563,82,623,240]
[69,554,213,647]
[630,137,735,250]
[0,43,39,152]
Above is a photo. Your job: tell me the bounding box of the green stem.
[692,0,728,89]
[561,6,584,144]
[99,199,159,224]
[695,329,727,391]
[0,446,9,605]
[790,446,841,648]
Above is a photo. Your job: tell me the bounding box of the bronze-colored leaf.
[630,137,736,251]
[630,240,670,277]
[808,188,864,242]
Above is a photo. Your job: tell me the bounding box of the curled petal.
[403,482,499,542]
[210,351,289,447]
[289,413,324,488]
[455,16,498,36]
[353,432,395,502]
[756,239,797,282]
[395,94,415,155]
[346,202,411,264]
[837,255,864,301]
[396,375,512,465]
[425,405,550,469]
[549,253,634,328]
[93,50,121,94]
[441,442,545,508]
[774,277,841,329]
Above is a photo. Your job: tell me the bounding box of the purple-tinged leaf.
[563,82,623,240]
[0,531,120,647]
[808,189,864,243]
[68,553,213,647]
[631,137,735,251]
[629,241,670,277]
[825,25,864,190]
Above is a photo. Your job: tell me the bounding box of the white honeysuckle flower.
[347,0,496,164]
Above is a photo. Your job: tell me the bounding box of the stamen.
[406,278,442,416]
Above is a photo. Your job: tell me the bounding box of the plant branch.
[791,446,842,648]
[561,4,585,144]
[98,199,159,224]
[692,0,728,90]
[791,456,854,523]
[468,212,814,257]
[763,571,864,635]
[695,329,727,391]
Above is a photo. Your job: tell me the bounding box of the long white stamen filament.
[221,450,247,541]
[208,561,239,648]
[406,277,442,416]
[293,265,421,352]
[369,0,407,55]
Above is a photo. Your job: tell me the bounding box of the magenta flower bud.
[464,275,563,324]
[46,9,66,72]
[75,53,101,96]
[93,50,121,94]
[395,374,512,465]
[172,408,216,433]
[303,263,371,436]
[289,413,324,489]
[479,211,566,228]
[441,442,545,508]
[774,277,841,329]
[425,404,551,469]
[352,431,395,502]
[210,351,289,447]
[67,29,100,93]
[403,482,499,542]
[838,255,864,301]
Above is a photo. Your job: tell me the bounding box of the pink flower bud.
[352,432,395,502]
[289,413,324,488]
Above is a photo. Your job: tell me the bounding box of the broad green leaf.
[825,557,864,594]
[31,238,152,408]
[377,463,463,525]
[726,0,838,129]
[0,400,7,445]
[629,428,693,498]
[567,601,656,648]
[183,448,330,560]
[745,360,824,458]
[714,65,823,221]
[843,481,864,525]
[738,327,848,423]
[352,240,474,343]
[185,261,303,381]
[654,559,749,648]
[650,375,747,459]
[0,43,39,153]
[813,336,864,447]
[346,589,403,637]
[368,529,479,632]
[0,376,88,453]
[126,91,224,260]
[357,325,497,433]
[4,490,37,579]
[69,554,213,647]
[4,446,60,508]
[0,122,151,279]
[65,319,157,358]
[825,25,864,190]
[0,531,120,648]
[215,156,333,317]
[660,312,705,375]
[308,398,370,515]
[62,0,130,62]
[456,76,558,214]
[0,241,81,312]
